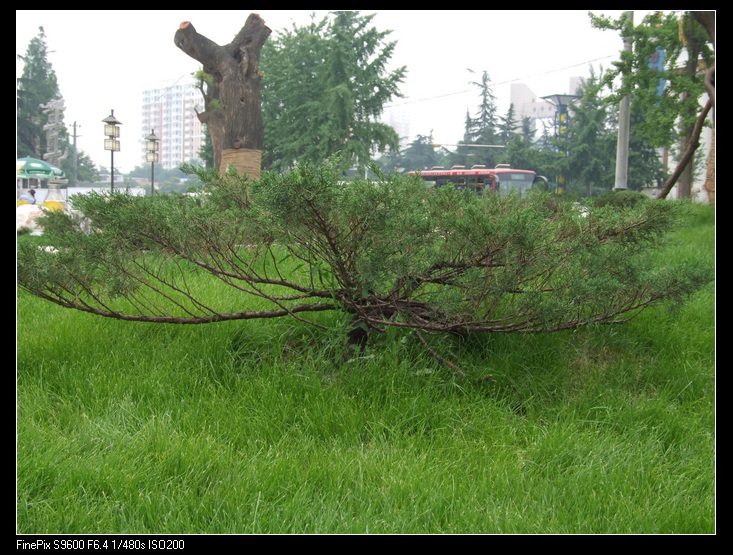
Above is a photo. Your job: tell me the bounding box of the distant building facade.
[509,77,584,123]
[510,83,555,121]
[141,78,205,170]
[383,108,411,150]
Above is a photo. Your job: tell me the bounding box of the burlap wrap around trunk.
[220,148,262,181]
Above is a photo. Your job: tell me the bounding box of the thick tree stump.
[221,148,262,180]
[174,13,270,180]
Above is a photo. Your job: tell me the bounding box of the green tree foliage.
[391,134,441,172]
[537,121,555,151]
[466,70,499,145]
[199,124,214,170]
[260,11,406,173]
[564,69,618,195]
[589,11,714,198]
[520,116,535,144]
[124,164,205,194]
[562,68,664,196]
[591,11,712,149]
[626,108,667,189]
[373,146,404,174]
[74,151,101,184]
[441,112,476,169]
[17,27,98,181]
[17,159,713,371]
[497,104,520,144]
[16,27,60,158]
[459,70,501,168]
[499,116,560,183]
[503,134,552,179]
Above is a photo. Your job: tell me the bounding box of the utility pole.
[614,11,634,191]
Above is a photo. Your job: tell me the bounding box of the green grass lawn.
[16,203,715,534]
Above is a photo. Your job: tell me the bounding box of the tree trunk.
[655,96,712,200]
[691,11,715,48]
[174,14,270,180]
[689,12,715,205]
[703,130,715,205]
[658,12,715,202]
[693,11,716,206]
[678,128,693,199]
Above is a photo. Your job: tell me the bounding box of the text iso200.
[149,540,185,550]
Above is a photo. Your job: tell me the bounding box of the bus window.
[496,172,536,196]
[466,176,480,192]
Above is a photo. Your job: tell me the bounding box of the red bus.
[409,164,550,196]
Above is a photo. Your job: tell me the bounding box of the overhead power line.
[385,55,616,109]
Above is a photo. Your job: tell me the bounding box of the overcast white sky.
[16,10,650,172]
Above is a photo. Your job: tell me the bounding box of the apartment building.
[383,108,411,150]
[509,77,584,123]
[141,78,205,170]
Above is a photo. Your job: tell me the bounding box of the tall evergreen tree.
[462,70,500,168]
[261,11,406,173]
[395,134,440,172]
[497,104,520,144]
[537,120,555,151]
[564,69,617,195]
[520,116,536,144]
[466,70,499,144]
[16,26,60,158]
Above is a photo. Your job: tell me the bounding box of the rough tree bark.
[691,11,715,205]
[691,11,715,48]
[174,13,271,180]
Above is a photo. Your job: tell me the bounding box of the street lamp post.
[541,94,580,195]
[102,110,122,192]
[145,129,159,195]
[540,94,580,154]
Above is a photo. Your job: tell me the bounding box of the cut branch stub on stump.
[174,13,271,180]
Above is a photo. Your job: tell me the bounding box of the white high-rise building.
[510,83,555,121]
[383,108,411,150]
[509,77,584,123]
[141,79,205,170]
